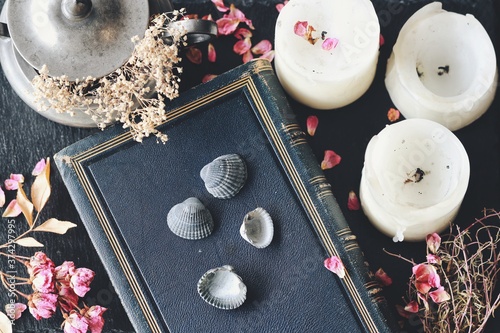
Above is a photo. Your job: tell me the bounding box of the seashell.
[200,154,247,199]
[197,265,247,310]
[240,207,274,248]
[167,197,214,240]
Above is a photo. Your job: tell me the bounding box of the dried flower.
[57,285,79,313]
[347,191,360,211]
[32,11,187,144]
[28,293,58,320]
[217,17,240,35]
[294,21,308,37]
[321,150,342,170]
[211,0,229,12]
[31,268,55,294]
[0,188,4,208]
[9,174,24,184]
[276,1,289,12]
[32,159,47,176]
[387,108,400,122]
[70,268,95,297]
[251,40,273,55]
[412,263,440,294]
[403,301,419,313]
[234,28,253,39]
[63,311,88,333]
[306,115,319,136]
[233,37,252,55]
[324,256,345,278]
[259,50,275,62]
[5,303,27,321]
[425,233,441,254]
[375,268,392,287]
[425,254,441,265]
[208,43,216,62]
[429,286,450,303]
[85,305,107,333]
[4,179,18,191]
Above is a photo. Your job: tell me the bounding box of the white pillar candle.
[385,2,498,131]
[359,119,470,242]
[274,0,380,109]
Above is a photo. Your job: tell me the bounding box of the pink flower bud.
[63,311,89,333]
[426,233,441,254]
[347,191,361,211]
[429,286,450,303]
[28,293,58,320]
[85,305,107,333]
[412,263,440,294]
[55,261,77,284]
[374,268,392,287]
[27,252,55,276]
[321,150,342,170]
[324,256,345,278]
[5,302,27,320]
[9,174,24,184]
[387,108,400,122]
[70,268,95,297]
[4,179,19,191]
[306,115,319,136]
[404,300,419,313]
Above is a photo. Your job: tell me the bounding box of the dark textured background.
[0,0,498,332]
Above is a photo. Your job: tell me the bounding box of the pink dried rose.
[58,285,79,313]
[404,300,419,313]
[347,191,361,211]
[27,252,56,276]
[321,37,339,51]
[208,43,216,63]
[32,268,55,293]
[429,286,451,303]
[63,311,89,333]
[5,302,27,320]
[294,21,308,37]
[426,233,441,254]
[233,37,252,55]
[321,150,342,170]
[85,305,107,333]
[306,115,319,136]
[32,158,47,176]
[28,292,58,320]
[70,268,95,297]
[324,256,345,278]
[412,263,441,294]
[202,74,218,83]
[251,40,273,55]
[227,4,254,30]
[374,268,392,287]
[242,50,254,64]
[4,178,19,191]
[387,108,400,122]
[55,261,77,283]
[186,47,202,65]
[211,0,229,12]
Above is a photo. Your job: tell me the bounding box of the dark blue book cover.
[55,59,398,333]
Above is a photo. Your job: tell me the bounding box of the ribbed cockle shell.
[200,154,247,199]
[167,197,214,240]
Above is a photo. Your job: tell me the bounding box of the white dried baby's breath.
[32,10,187,143]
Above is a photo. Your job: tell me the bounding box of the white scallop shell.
[200,154,247,199]
[239,207,274,249]
[197,265,247,310]
[167,197,214,240]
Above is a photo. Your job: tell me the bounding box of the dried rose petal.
[202,14,214,21]
[234,27,253,40]
[322,37,339,51]
[306,115,319,136]
[251,40,273,55]
[242,50,254,64]
[374,268,393,286]
[324,256,345,278]
[211,0,229,12]
[202,74,218,83]
[276,1,289,12]
[429,286,450,303]
[387,108,400,122]
[412,263,440,294]
[259,50,275,62]
[294,21,308,37]
[321,150,341,170]
[186,47,202,65]
[216,17,240,35]
[404,300,419,313]
[4,179,19,191]
[227,4,254,29]
[379,34,385,46]
[233,37,252,55]
[9,303,27,320]
[208,43,216,63]
[347,191,360,211]
[32,158,47,176]
[426,233,441,254]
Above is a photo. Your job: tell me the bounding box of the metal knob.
[61,0,93,20]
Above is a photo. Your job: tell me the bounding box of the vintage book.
[55,59,398,333]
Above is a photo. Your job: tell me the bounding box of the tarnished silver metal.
[6,0,149,80]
